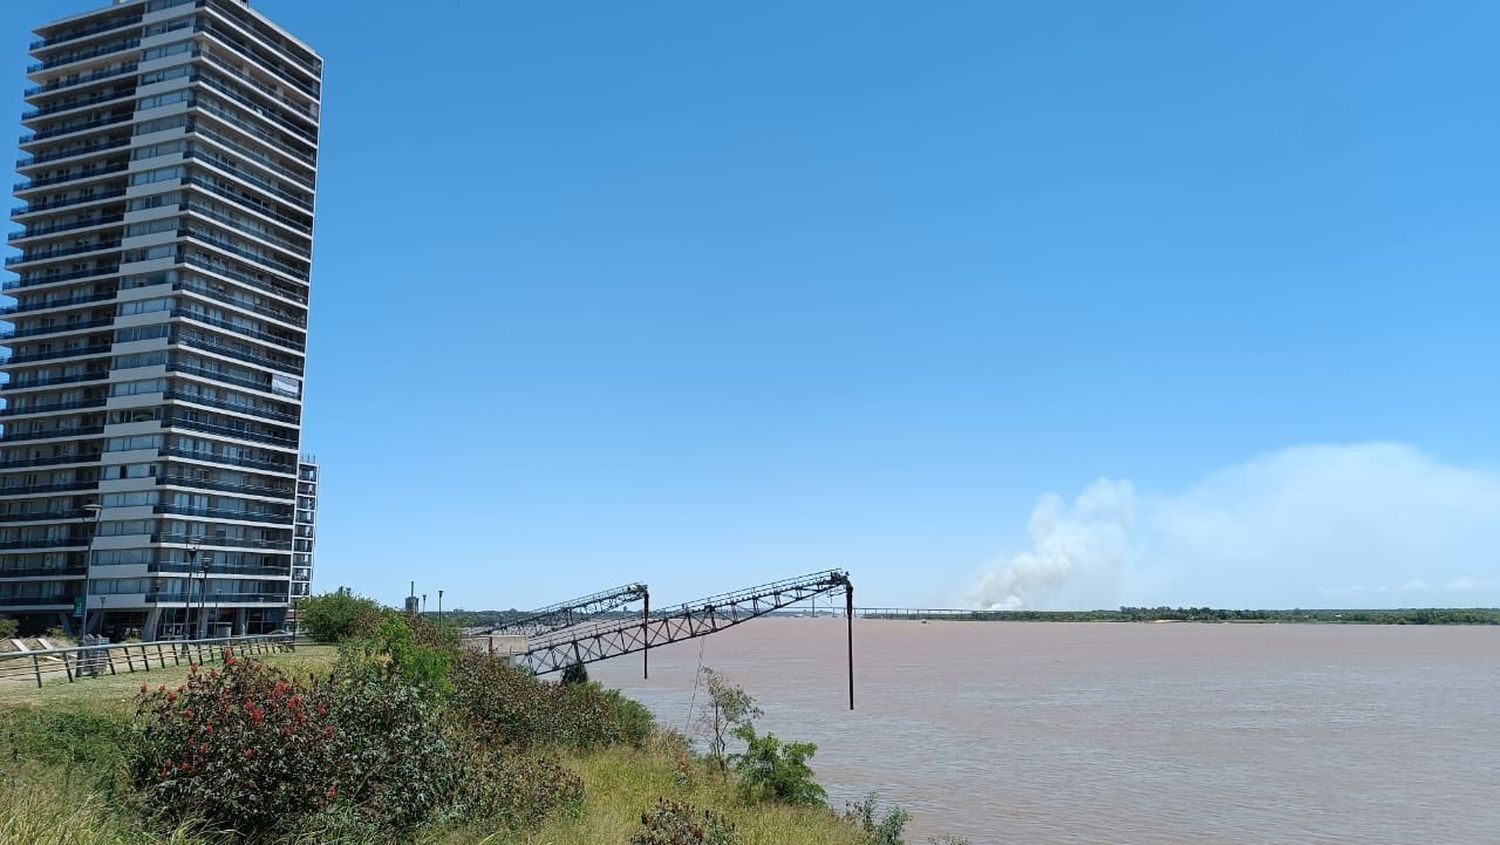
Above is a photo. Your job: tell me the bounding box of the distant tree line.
[857,607,1500,625]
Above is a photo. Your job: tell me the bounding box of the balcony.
[164,361,274,395]
[193,20,319,100]
[0,456,102,468]
[1,372,110,392]
[0,318,115,342]
[0,563,86,576]
[0,426,107,445]
[17,137,131,169]
[157,474,294,499]
[0,398,108,417]
[0,292,117,316]
[0,480,99,496]
[158,447,295,474]
[24,63,139,98]
[148,562,289,578]
[172,309,304,352]
[4,267,120,292]
[0,537,88,550]
[180,252,306,304]
[172,280,304,328]
[27,39,141,73]
[147,591,289,604]
[20,113,133,144]
[183,202,311,259]
[0,513,90,525]
[2,344,113,366]
[153,504,293,525]
[7,240,123,268]
[14,162,129,192]
[0,595,77,606]
[192,98,315,169]
[192,106,317,191]
[22,89,135,122]
[172,333,301,375]
[163,388,300,424]
[163,416,297,449]
[179,226,308,281]
[31,15,141,50]
[13,188,128,216]
[9,214,126,241]
[150,532,292,551]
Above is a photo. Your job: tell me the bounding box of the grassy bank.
[0,643,879,845]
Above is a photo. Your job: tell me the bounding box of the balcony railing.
[0,513,90,525]
[192,97,315,170]
[4,267,120,292]
[2,344,113,366]
[172,333,302,375]
[165,361,274,395]
[0,452,101,469]
[31,15,141,50]
[1,372,110,392]
[146,591,289,604]
[15,162,129,192]
[179,227,308,281]
[163,388,299,424]
[158,447,295,474]
[190,72,317,147]
[20,112,133,144]
[0,398,108,417]
[0,425,107,444]
[13,188,128,215]
[156,474,294,499]
[163,416,297,449]
[17,137,131,168]
[172,309,304,352]
[28,38,140,73]
[193,19,319,100]
[7,240,122,267]
[148,562,289,578]
[9,213,125,241]
[22,89,136,121]
[153,504,293,525]
[180,251,307,304]
[0,480,99,496]
[0,318,115,341]
[0,595,77,606]
[150,533,292,551]
[182,202,311,259]
[0,537,89,550]
[0,292,117,316]
[172,280,304,328]
[0,563,86,575]
[23,62,139,97]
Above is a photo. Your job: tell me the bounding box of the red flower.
[243,748,255,759]
[325,786,336,800]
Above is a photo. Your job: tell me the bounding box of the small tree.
[561,661,589,685]
[730,724,825,805]
[695,668,762,773]
[0,616,17,640]
[297,590,385,642]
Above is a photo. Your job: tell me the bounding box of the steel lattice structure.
[521,570,853,684]
[482,583,649,637]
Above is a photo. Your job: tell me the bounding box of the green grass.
[0,644,866,845]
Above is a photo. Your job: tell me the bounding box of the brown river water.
[588,619,1500,844]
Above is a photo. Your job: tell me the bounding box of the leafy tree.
[730,724,825,805]
[297,590,385,642]
[561,661,589,685]
[695,667,762,773]
[843,792,912,845]
[0,616,16,640]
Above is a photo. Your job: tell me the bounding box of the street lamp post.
[199,551,213,639]
[79,503,102,639]
[438,589,444,620]
[188,538,203,639]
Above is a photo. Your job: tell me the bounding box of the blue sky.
[8,1,1498,609]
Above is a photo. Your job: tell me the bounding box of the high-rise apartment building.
[0,0,321,638]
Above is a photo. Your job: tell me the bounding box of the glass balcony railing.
[150,532,293,551]
[165,361,275,395]
[0,537,89,550]
[7,241,122,267]
[1,372,111,391]
[22,88,136,121]
[2,344,113,366]
[0,398,108,417]
[0,292,118,316]
[156,474,295,498]
[0,595,79,606]
[10,214,126,241]
[163,416,297,449]
[171,308,304,352]
[0,425,107,444]
[31,15,141,50]
[17,137,131,168]
[163,387,300,424]
[15,162,128,192]
[171,332,302,375]
[13,188,128,215]
[172,280,304,327]
[0,318,115,341]
[0,480,99,496]
[0,452,102,468]
[27,38,141,73]
[23,63,138,97]
[20,112,133,144]
[158,446,295,473]
[180,251,307,304]
[153,504,293,525]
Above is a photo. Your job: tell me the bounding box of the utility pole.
[438,589,444,619]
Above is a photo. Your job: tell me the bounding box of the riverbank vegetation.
[0,607,962,845]
[859,606,1500,624]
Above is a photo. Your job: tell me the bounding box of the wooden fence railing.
[0,633,297,690]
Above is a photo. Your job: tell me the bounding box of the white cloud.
[973,444,1500,609]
